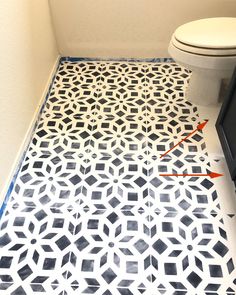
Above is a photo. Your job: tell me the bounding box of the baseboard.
[0,55,60,217]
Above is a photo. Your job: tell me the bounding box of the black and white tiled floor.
[0,60,236,295]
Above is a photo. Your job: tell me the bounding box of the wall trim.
[0,55,60,218]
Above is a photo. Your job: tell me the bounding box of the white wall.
[0,0,59,201]
[50,0,236,58]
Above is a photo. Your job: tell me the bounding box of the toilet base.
[168,41,236,106]
[186,72,222,106]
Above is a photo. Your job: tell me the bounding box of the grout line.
[143,63,155,284]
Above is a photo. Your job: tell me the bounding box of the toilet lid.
[174,18,236,49]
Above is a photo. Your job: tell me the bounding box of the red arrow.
[160,120,208,158]
[159,172,223,179]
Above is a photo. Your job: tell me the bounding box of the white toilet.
[168,18,236,105]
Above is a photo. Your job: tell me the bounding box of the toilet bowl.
[168,18,236,105]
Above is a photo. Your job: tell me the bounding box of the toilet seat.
[172,17,236,56]
[171,36,236,56]
[168,41,236,71]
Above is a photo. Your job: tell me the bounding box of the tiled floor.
[0,60,236,295]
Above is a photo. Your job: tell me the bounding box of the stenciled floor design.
[0,60,235,295]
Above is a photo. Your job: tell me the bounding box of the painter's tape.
[60,57,174,63]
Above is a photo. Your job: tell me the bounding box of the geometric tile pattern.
[0,61,235,294]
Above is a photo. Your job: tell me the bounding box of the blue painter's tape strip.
[0,58,62,220]
[0,56,174,220]
[60,57,174,63]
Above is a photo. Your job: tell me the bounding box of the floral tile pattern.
[0,60,235,294]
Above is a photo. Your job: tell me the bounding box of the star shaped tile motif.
[0,60,235,295]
